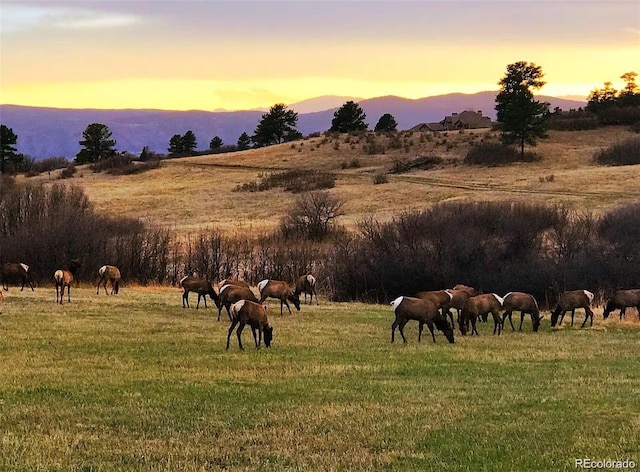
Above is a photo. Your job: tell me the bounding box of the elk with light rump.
[460,293,504,335]
[295,274,319,305]
[96,265,121,295]
[226,300,273,350]
[390,296,455,343]
[217,283,259,321]
[258,279,301,315]
[180,275,221,310]
[218,278,250,289]
[602,289,640,321]
[501,292,542,332]
[550,290,594,328]
[54,259,81,304]
[415,289,455,327]
[1,262,35,291]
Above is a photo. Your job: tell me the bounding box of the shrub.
[25,157,70,176]
[594,137,640,166]
[278,190,345,241]
[372,173,388,185]
[390,155,443,173]
[464,142,540,166]
[59,164,77,179]
[233,170,336,193]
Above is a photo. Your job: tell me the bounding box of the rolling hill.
[0,92,585,159]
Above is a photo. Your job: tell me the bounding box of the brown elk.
[453,284,478,296]
[226,300,273,350]
[217,283,259,321]
[218,278,250,289]
[390,296,455,344]
[54,259,81,304]
[96,265,121,295]
[258,279,301,315]
[603,289,640,320]
[501,292,542,332]
[415,289,455,326]
[447,289,472,324]
[460,293,504,335]
[550,290,594,328]
[1,262,35,291]
[295,274,319,305]
[180,275,221,310]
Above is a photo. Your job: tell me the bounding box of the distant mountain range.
[0,91,586,159]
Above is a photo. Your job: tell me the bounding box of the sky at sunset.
[1,0,639,111]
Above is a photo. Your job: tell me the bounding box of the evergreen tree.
[495,61,549,158]
[237,132,251,151]
[209,136,223,151]
[330,101,368,133]
[374,113,398,132]
[0,125,22,174]
[168,134,183,156]
[75,123,117,164]
[181,130,197,155]
[253,103,299,147]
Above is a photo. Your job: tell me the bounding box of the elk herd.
[1,260,639,349]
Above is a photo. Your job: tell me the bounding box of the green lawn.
[1,287,639,471]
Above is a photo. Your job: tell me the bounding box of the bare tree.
[281,190,345,240]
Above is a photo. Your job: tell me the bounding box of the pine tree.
[75,123,117,164]
[330,101,368,133]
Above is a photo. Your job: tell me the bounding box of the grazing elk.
[258,279,301,315]
[54,260,81,304]
[415,289,455,327]
[226,300,273,351]
[550,290,594,328]
[501,292,542,332]
[217,283,259,322]
[218,278,250,289]
[603,289,640,321]
[390,296,455,344]
[1,262,35,291]
[180,275,221,310]
[460,293,504,336]
[96,265,121,295]
[295,274,319,305]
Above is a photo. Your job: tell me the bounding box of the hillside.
[0,92,585,158]
[20,126,639,234]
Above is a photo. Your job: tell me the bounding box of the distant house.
[440,110,492,130]
[410,110,492,132]
[408,122,445,132]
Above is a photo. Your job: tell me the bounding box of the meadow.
[1,286,639,471]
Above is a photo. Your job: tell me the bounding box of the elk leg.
[67,285,71,303]
[418,322,424,342]
[398,319,409,343]
[226,319,238,350]
[283,299,293,315]
[471,317,479,335]
[570,309,575,327]
[620,307,626,321]
[503,310,515,331]
[251,326,259,348]
[236,322,246,350]
[196,294,201,309]
[519,312,526,331]
[445,309,455,329]
[426,322,437,342]
[182,291,189,308]
[391,320,398,343]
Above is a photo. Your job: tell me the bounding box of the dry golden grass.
[24,126,640,234]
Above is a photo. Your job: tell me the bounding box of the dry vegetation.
[19,126,640,234]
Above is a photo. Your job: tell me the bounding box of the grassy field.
[1,287,639,471]
[20,126,640,234]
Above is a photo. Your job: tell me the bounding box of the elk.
[460,293,504,335]
[258,279,301,315]
[447,289,472,324]
[1,262,35,291]
[180,275,221,310]
[96,265,121,295]
[603,289,640,321]
[390,296,455,344]
[217,283,259,321]
[218,278,250,289]
[295,274,319,305]
[453,284,478,296]
[54,260,81,304]
[415,289,455,326]
[226,300,273,350]
[501,292,542,332]
[550,290,594,328]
